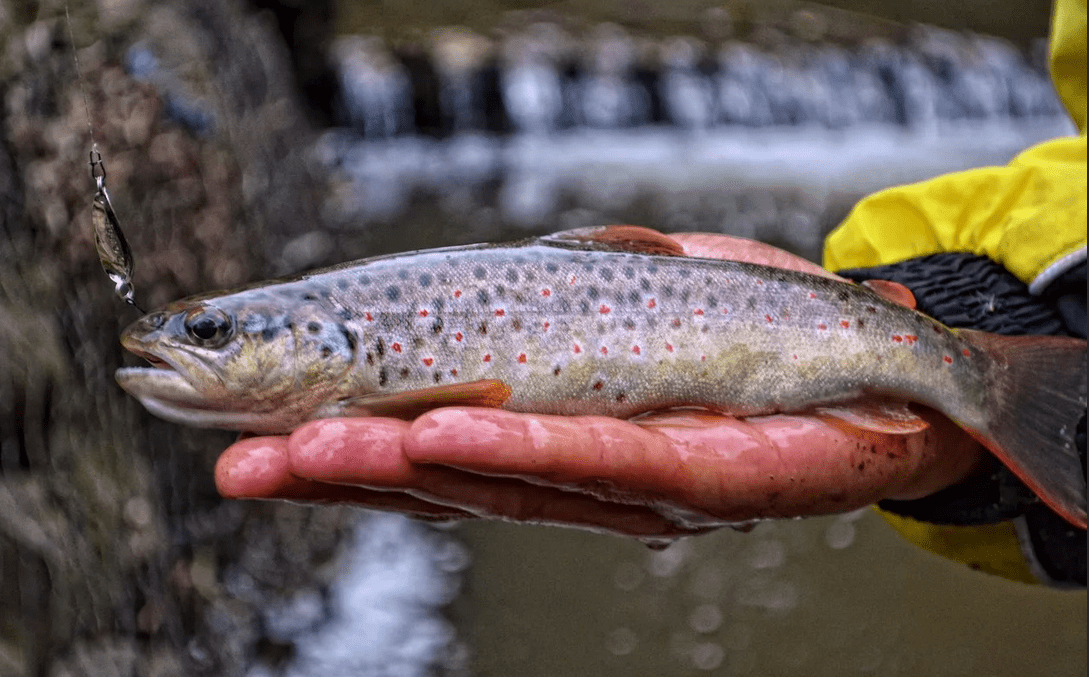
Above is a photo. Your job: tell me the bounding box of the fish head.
[116,291,357,433]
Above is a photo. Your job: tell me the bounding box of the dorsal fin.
[544,226,686,257]
[862,279,917,309]
[329,379,513,421]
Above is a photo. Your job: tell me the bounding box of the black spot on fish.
[545,262,558,273]
[524,270,536,283]
[366,352,374,365]
[600,268,614,282]
[341,327,356,351]
[493,285,506,297]
[357,274,371,285]
[386,286,401,302]
[837,290,851,302]
[662,285,675,298]
[307,322,321,333]
[378,367,388,387]
[375,338,385,357]
[431,319,444,334]
[433,371,442,383]
[613,291,625,305]
[677,268,691,279]
[623,318,636,330]
[586,286,600,300]
[320,346,332,358]
[647,264,659,275]
[856,318,865,328]
[413,337,425,348]
[623,266,635,279]
[337,308,352,321]
[640,278,651,292]
[553,366,562,376]
[615,392,626,403]
[680,290,691,303]
[593,381,604,391]
[579,300,591,314]
[477,289,489,305]
[474,266,487,279]
[418,273,433,287]
[478,321,488,335]
[506,268,519,284]
[628,290,641,304]
[706,295,717,308]
[398,269,409,281]
[747,297,757,310]
[512,318,523,331]
[303,293,317,301]
[705,277,713,287]
[400,367,410,379]
[337,279,350,290]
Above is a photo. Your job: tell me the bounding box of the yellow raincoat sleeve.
[822,0,1087,585]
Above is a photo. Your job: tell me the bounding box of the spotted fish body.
[117,231,1087,527]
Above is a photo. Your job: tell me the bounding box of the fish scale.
[115,230,1087,527]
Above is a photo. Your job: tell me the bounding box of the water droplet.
[688,604,723,634]
[747,540,785,569]
[691,642,725,670]
[613,562,644,591]
[605,627,638,656]
[825,520,856,550]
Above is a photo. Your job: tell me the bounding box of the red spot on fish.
[808,292,817,299]
[962,348,971,357]
[701,355,707,362]
[905,335,918,345]
[573,344,582,354]
[866,306,877,314]
[765,315,773,323]
[541,288,551,296]
[450,368,458,376]
[722,307,729,314]
[666,343,674,352]
[694,309,705,316]
[422,357,433,366]
[495,309,505,317]
[756,279,764,285]
[840,320,850,328]
[543,322,550,331]
[454,290,462,298]
[818,323,827,330]
[593,381,604,391]
[518,353,527,363]
[793,354,798,360]
[570,276,577,285]
[632,345,641,355]
[483,354,492,362]
[599,304,611,314]
[943,355,953,364]
[892,335,903,343]
[671,318,682,328]
[364,312,375,322]
[647,298,656,309]
[600,346,609,355]
[932,326,942,334]
[418,310,428,317]
[392,343,402,353]
[455,332,463,342]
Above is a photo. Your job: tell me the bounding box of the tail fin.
[960,330,1087,529]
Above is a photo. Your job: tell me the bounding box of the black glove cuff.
[837,253,1086,586]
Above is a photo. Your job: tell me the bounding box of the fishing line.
[65,4,144,313]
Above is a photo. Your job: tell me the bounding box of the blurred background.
[0,0,1084,675]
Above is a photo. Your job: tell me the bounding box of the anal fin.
[332,379,513,421]
[814,400,930,435]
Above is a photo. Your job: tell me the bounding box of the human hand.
[215,233,986,539]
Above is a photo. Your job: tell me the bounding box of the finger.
[215,435,471,520]
[405,407,984,522]
[669,232,844,279]
[287,418,704,538]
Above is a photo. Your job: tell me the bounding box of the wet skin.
[215,233,986,539]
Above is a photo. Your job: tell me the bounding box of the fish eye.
[184,307,233,346]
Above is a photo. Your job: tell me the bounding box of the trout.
[116,227,1087,527]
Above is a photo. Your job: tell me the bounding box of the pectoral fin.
[862,279,917,310]
[332,379,513,420]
